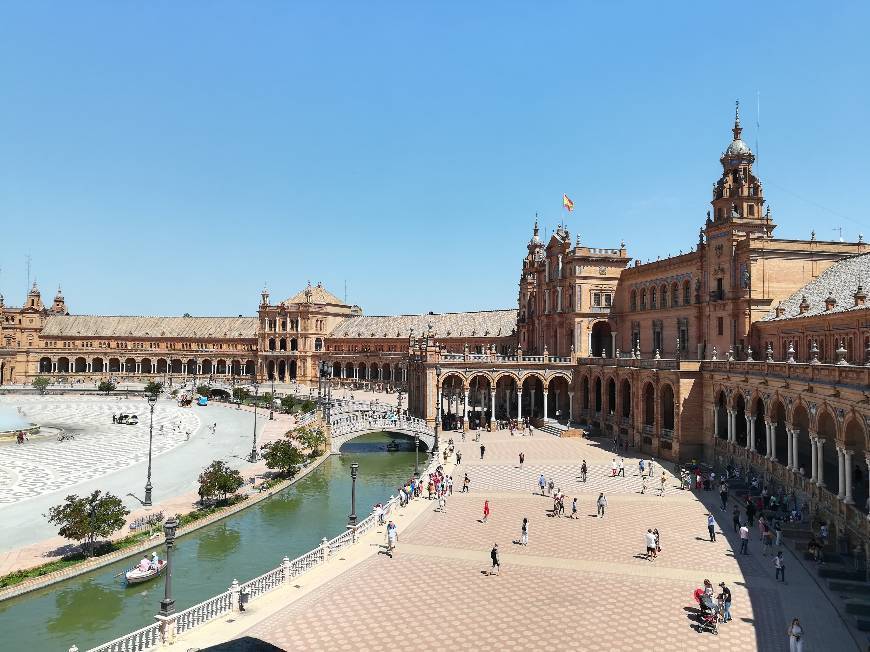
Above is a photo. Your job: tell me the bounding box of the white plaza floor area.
[0,393,266,552]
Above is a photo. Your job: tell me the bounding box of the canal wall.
[0,451,332,603]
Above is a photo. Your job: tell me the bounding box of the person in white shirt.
[644,528,657,560]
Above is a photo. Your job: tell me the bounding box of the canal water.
[1,433,418,652]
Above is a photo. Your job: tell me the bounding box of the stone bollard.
[282,556,291,583]
[155,613,177,646]
[229,579,241,612]
[320,537,330,563]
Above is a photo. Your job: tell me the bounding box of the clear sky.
[1,2,868,317]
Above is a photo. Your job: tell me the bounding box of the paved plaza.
[190,429,858,651]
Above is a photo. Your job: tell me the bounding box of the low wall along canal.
[0,433,417,652]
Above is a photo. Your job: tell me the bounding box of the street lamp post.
[144,394,158,506]
[396,390,403,420]
[269,376,275,420]
[160,516,178,616]
[249,382,260,462]
[348,462,359,527]
[434,364,442,456]
[414,435,420,478]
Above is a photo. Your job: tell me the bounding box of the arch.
[817,408,838,492]
[770,398,788,465]
[278,360,286,381]
[640,288,647,310]
[630,289,637,311]
[244,360,255,376]
[93,357,105,373]
[590,321,612,357]
[315,337,323,351]
[642,382,655,427]
[201,359,212,375]
[279,338,287,351]
[358,362,367,381]
[620,378,631,418]
[124,357,136,373]
[345,362,354,379]
[671,282,679,307]
[268,337,276,351]
[606,377,616,416]
[494,374,519,420]
[382,364,392,382]
[440,373,466,430]
[682,280,691,305]
[660,284,668,309]
[844,416,868,509]
[521,375,544,419]
[581,375,590,411]
[39,357,51,373]
[547,375,571,423]
[57,357,70,374]
[186,358,197,376]
[753,395,767,455]
[468,374,493,428]
[216,359,227,375]
[289,360,297,380]
[267,360,276,381]
[141,357,153,374]
[170,359,182,374]
[290,338,299,352]
[792,403,811,476]
[230,360,242,376]
[370,362,380,381]
[74,357,87,373]
[156,358,167,374]
[660,383,675,431]
[332,361,342,378]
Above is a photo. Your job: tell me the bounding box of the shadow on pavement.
[202,636,286,651]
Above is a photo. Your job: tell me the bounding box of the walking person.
[787,618,804,652]
[640,474,648,494]
[547,478,554,497]
[639,459,645,476]
[580,460,588,483]
[490,543,501,576]
[480,444,486,460]
[739,523,750,554]
[519,452,525,469]
[775,551,786,582]
[644,528,657,560]
[482,499,490,524]
[538,474,546,496]
[707,514,717,542]
[611,458,617,477]
[520,517,528,546]
[456,450,462,465]
[618,458,625,477]
[648,458,655,477]
[596,492,607,518]
[386,520,398,557]
[719,481,729,510]
[570,496,578,519]
[462,473,470,493]
[732,505,741,533]
[658,471,666,496]
[718,582,732,623]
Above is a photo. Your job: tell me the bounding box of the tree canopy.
[295,426,327,456]
[46,490,129,556]
[260,439,305,478]
[98,380,116,394]
[198,460,244,502]
[32,376,50,393]
[144,380,163,397]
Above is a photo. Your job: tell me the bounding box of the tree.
[198,461,244,502]
[300,399,316,413]
[260,439,305,478]
[232,387,250,403]
[46,490,129,557]
[295,426,327,456]
[32,376,50,394]
[98,380,116,394]
[196,385,211,397]
[144,381,163,397]
[211,388,230,401]
[280,395,297,413]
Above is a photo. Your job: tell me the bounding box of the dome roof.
[725,138,752,157]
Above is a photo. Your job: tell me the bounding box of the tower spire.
[732,100,742,140]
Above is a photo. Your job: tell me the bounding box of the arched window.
[640,289,647,310]
[660,284,668,308]
[748,204,755,216]
[650,288,657,309]
[314,338,323,351]
[671,283,679,306]
[682,281,691,305]
[630,290,637,311]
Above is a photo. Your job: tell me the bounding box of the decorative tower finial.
[733,100,742,140]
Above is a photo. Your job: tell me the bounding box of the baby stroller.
[692,588,719,635]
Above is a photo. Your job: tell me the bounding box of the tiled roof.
[764,252,870,321]
[286,284,345,306]
[42,315,259,339]
[329,309,517,339]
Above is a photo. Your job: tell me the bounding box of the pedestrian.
[618,458,625,476]
[520,517,528,546]
[787,618,804,652]
[580,460,588,483]
[819,522,829,547]
[707,514,717,542]
[437,493,447,513]
[732,505,741,532]
[596,492,607,518]
[611,458,617,477]
[519,452,525,469]
[639,459,645,476]
[739,524,750,554]
[719,481,729,510]
[641,475,647,494]
[480,444,486,460]
[658,472,666,496]
[763,526,774,556]
[653,528,661,553]
[718,582,732,623]
[571,497,578,519]
[775,551,786,582]
[538,474,546,496]
[648,458,655,476]
[644,528,657,560]
[547,478,554,496]
[482,499,490,523]
[462,473,470,493]
[456,451,462,465]
[774,519,783,547]
[386,521,398,557]
[490,543,501,576]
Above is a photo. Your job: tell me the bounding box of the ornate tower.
[52,286,67,314]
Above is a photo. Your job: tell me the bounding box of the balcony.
[709,289,725,301]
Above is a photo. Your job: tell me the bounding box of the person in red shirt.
[482,499,490,523]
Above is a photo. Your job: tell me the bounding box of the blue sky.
[1,2,868,317]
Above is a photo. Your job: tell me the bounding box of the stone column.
[610,332,617,359]
[568,392,574,422]
[786,427,794,470]
[747,415,756,451]
[136,362,142,374]
[726,409,734,443]
[517,390,523,420]
[543,390,549,420]
[490,390,496,423]
[530,390,536,417]
[816,437,826,487]
[810,436,819,481]
[713,405,718,438]
[844,449,855,504]
[837,446,846,500]
[463,389,469,428]
[767,421,776,460]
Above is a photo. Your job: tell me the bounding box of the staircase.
[537,420,568,437]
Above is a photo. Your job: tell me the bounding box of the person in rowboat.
[150,551,160,570]
[138,556,151,572]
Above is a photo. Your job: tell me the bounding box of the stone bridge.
[328,415,435,453]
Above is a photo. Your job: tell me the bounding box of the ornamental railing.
[83,456,439,652]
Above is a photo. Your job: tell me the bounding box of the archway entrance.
[590,321,612,358]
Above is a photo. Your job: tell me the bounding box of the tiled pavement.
[214,429,858,651]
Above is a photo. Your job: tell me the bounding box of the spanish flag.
[563,193,574,212]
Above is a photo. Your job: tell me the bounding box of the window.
[593,293,602,307]
[671,283,679,307]
[640,289,647,310]
[650,288,657,309]
[683,281,691,305]
[717,317,724,336]
[747,204,755,216]
[604,294,612,307]
[630,290,637,311]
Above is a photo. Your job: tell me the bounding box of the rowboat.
[125,560,167,584]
